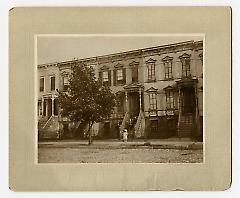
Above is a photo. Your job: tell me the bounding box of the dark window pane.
[40,78,44,92]
[51,76,55,91]
[132,67,138,82]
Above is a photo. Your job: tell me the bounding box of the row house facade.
[38,40,203,140]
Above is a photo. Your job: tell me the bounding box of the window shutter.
[99,71,103,85]
[113,70,116,86]
[123,68,126,84]
[108,70,111,86]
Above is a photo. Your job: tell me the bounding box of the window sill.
[147,79,156,83]
[164,78,174,81]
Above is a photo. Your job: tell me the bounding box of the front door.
[129,92,140,116]
[182,87,195,114]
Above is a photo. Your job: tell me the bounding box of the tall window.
[100,67,111,86]
[148,63,156,81]
[50,76,55,91]
[166,90,174,109]
[182,58,191,77]
[146,58,156,82]
[162,56,173,80]
[63,76,69,91]
[149,93,157,110]
[180,53,191,78]
[102,71,110,86]
[117,69,123,81]
[40,77,44,92]
[113,64,126,86]
[103,71,108,82]
[132,66,138,82]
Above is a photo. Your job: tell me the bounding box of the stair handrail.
[43,115,53,129]
[134,112,141,132]
[120,112,129,133]
[134,110,145,138]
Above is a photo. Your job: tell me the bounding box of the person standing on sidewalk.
[123,129,128,142]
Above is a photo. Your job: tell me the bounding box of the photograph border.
[35,33,205,165]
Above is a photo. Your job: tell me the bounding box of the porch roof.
[175,78,198,88]
[123,82,144,92]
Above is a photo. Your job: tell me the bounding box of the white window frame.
[117,69,123,81]
[166,90,174,109]
[148,62,156,81]
[103,71,109,82]
[149,93,157,110]
[164,60,173,80]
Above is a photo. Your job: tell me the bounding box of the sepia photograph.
[37,35,204,163]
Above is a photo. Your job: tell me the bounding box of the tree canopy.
[58,61,116,144]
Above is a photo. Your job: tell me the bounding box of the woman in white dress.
[122,129,128,142]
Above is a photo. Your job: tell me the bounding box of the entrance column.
[46,99,48,118]
[51,96,55,116]
[178,88,182,116]
[125,91,129,113]
[139,89,142,111]
[177,88,182,137]
[41,97,44,116]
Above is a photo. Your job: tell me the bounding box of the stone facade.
[38,40,203,140]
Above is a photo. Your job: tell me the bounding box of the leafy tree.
[58,60,116,144]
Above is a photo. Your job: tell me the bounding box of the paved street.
[38,139,203,163]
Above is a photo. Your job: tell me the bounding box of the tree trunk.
[88,121,93,145]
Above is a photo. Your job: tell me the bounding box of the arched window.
[146,58,157,82]
[129,61,139,83]
[146,87,158,111]
[164,86,175,110]
[113,63,126,86]
[99,65,111,86]
[149,93,157,110]
[179,53,191,78]
[162,56,173,80]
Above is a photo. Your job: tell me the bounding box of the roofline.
[38,40,203,68]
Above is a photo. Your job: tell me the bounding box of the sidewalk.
[38,138,203,150]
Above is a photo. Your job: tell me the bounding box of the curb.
[38,143,203,150]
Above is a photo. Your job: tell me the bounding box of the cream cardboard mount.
[9,7,231,191]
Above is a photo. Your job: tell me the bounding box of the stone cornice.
[38,62,58,69]
[38,40,203,68]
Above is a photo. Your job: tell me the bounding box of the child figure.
[123,129,128,142]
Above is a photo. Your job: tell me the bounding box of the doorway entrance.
[182,87,195,114]
[129,92,143,117]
